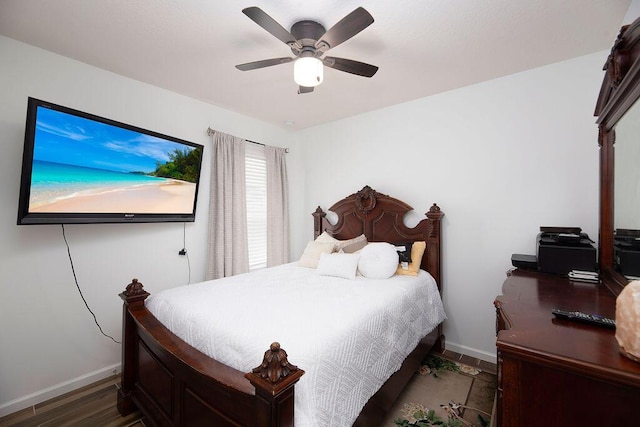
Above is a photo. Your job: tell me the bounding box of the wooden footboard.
[118,279,304,427]
[118,278,443,426]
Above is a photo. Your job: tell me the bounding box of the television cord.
[186,251,192,285]
[61,224,120,344]
[182,222,191,284]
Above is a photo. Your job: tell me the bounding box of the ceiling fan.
[235,6,379,94]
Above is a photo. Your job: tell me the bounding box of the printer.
[537,226,596,275]
[614,229,640,277]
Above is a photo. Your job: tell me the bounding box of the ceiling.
[0,0,631,130]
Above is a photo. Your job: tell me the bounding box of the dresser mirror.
[595,16,640,296]
[614,101,640,230]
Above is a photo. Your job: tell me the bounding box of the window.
[245,143,267,270]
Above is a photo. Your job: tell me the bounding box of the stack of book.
[568,270,599,283]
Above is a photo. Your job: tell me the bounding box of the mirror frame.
[595,17,640,296]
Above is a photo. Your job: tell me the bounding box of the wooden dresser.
[494,269,640,426]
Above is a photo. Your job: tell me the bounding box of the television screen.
[17,98,204,224]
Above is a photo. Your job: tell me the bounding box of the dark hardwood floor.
[0,350,495,426]
[0,375,144,427]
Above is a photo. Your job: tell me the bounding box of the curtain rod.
[207,127,289,153]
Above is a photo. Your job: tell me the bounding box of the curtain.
[206,131,249,279]
[265,145,289,267]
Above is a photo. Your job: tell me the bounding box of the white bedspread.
[145,262,446,427]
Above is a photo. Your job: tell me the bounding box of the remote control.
[551,309,616,329]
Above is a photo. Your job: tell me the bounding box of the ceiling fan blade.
[242,7,296,46]
[316,7,374,50]
[298,86,314,94]
[323,57,379,77]
[236,57,294,71]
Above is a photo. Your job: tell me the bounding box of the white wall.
[0,36,294,415]
[290,52,605,361]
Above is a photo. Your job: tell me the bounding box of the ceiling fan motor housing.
[290,20,326,56]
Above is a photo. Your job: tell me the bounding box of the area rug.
[382,354,496,427]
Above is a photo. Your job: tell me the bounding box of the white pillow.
[298,241,336,268]
[357,242,399,279]
[317,253,360,280]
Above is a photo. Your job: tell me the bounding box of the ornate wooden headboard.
[312,186,444,289]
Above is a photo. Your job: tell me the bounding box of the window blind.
[245,143,267,270]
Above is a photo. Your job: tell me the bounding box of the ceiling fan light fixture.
[294,57,323,87]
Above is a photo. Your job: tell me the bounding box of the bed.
[117,185,445,426]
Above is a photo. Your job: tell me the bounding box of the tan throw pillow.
[298,241,336,268]
[336,234,368,253]
[396,241,426,276]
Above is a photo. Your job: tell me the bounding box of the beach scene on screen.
[28,107,202,214]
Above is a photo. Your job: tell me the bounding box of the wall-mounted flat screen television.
[17,97,204,225]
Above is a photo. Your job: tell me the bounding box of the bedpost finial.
[251,342,299,384]
[312,206,326,239]
[121,278,149,302]
[125,278,144,294]
[425,203,443,239]
[426,203,443,218]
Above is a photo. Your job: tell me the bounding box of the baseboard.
[445,341,497,364]
[0,363,120,418]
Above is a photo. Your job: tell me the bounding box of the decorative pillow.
[396,241,426,276]
[358,242,399,279]
[336,234,368,254]
[298,241,336,268]
[317,253,360,280]
[395,242,413,269]
[315,231,339,244]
